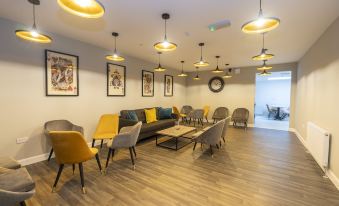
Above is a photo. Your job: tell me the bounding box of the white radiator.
[306,122,330,171]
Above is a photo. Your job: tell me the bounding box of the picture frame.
[45,50,79,96]
[164,75,173,97]
[107,63,126,96]
[142,70,154,97]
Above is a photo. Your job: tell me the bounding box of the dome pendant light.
[252,33,274,61]
[178,61,188,77]
[194,43,209,67]
[223,64,233,79]
[15,0,52,43]
[241,0,280,34]
[106,32,125,62]
[154,13,177,52]
[259,70,271,76]
[154,52,166,72]
[193,66,201,80]
[257,60,273,71]
[212,56,223,73]
[57,0,105,18]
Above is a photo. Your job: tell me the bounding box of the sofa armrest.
[119,118,138,131]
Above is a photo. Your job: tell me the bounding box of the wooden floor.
[25,126,339,206]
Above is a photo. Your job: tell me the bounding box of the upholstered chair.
[212,107,229,123]
[188,109,204,127]
[49,131,102,194]
[203,105,210,123]
[180,105,193,116]
[105,122,142,171]
[192,119,225,156]
[173,106,187,123]
[231,108,250,129]
[92,114,119,149]
[44,120,84,161]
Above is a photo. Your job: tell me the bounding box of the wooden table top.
[156,125,196,138]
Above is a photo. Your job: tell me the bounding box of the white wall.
[255,78,291,116]
[0,18,186,160]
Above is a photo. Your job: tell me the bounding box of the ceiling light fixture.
[154,52,166,72]
[223,64,232,79]
[241,0,280,34]
[259,70,271,76]
[212,56,223,73]
[106,32,125,62]
[193,66,201,80]
[57,0,105,18]
[257,60,273,71]
[15,0,52,43]
[252,33,274,61]
[194,43,209,67]
[178,61,188,77]
[154,13,177,52]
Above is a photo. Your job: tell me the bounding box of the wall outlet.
[16,137,28,144]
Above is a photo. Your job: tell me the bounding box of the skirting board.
[18,140,104,166]
[291,128,339,190]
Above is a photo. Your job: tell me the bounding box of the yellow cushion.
[145,108,157,123]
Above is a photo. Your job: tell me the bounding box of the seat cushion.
[141,119,176,134]
[0,156,21,169]
[145,108,158,123]
[0,167,35,192]
[90,148,98,155]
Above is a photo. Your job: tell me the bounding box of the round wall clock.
[208,76,225,93]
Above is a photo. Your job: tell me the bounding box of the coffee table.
[156,125,197,150]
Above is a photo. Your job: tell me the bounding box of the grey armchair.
[105,122,142,170]
[188,109,204,127]
[231,108,249,129]
[192,120,225,156]
[221,117,231,144]
[44,120,84,162]
[181,105,193,116]
[212,107,229,123]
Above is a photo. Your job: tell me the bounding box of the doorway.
[254,71,292,131]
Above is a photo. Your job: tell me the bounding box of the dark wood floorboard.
[25,126,339,206]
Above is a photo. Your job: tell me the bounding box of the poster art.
[164,75,173,96]
[142,70,154,97]
[107,63,126,96]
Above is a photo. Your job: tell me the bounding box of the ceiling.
[1,0,339,71]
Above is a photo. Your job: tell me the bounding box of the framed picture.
[164,75,173,96]
[142,70,154,97]
[107,63,126,96]
[45,50,79,96]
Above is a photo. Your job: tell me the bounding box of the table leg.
[175,138,178,150]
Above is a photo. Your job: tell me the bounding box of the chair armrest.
[119,118,138,131]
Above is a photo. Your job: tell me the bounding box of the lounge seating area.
[1,0,339,205]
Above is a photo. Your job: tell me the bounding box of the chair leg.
[105,148,112,169]
[206,117,209,123]
[48,148,53,161]
[91,139,95,147]
[222,136,226,143]
[216,144,220,149]
[78,163,86,194]
[72,164,75,174]
[129,147,135,169]
[193,142,197,151]
[100,140,104,149]
[210,145,213,156]
[201,143,203,151]
[52,164,64,192]
[20,201,26,206]
[132,146,137,158]
[111,149,115,161]
[95,153,102,173]
[220,141,222,148]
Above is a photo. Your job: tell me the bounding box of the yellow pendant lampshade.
[193,67,201,80]
[259,70,271,76]
[106,32,125,62]
[223,65,232,79]
[57,0,105,18]
[212,56,223,73]
[154,13,177,52]
[257,60,273,71]
[252,33,274,61]
[15,0,52,43]
[178,61,188,77]
[241,0,280,34]
[154,52,166,72]
[194,43,209,67]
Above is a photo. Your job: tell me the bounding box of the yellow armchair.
[49,131,102,194]
[203,105,210,123]
[173,106,188,123]
[92,114,119,149]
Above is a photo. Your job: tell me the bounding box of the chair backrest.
[266,104,272,112]
[221,117,231,139]
[212,107,229,119]
[204,119,225,145]
[181,105,193,115]
[94,114,119,138]
[128,122,142,146]
[192,109,204,118]
[203,105,210,117]
[44,120,74,135]
[113,122,142,148]
[231,108,249,121]
[49,131,94,164]
[172,106,180,115]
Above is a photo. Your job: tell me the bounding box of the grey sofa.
[119,108,176,141]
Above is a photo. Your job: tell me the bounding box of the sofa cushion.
[145,108,157,123]
[125,111,138,121]
[141,119,176,134]
[0,156,21,169]
[0,167,35,192]
[158,108,172,120]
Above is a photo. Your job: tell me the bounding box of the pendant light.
[15,0,52,43]
[223,64,232,79]
[241,0,280,34]
[57,0,105,18]
[178,61,188,77]
[257,60,272,71]
[154,13,177,52]
[194,43,209,67]
[154,52,166,72]
[106,32,125,62]
[193,66,201,80]
[212,56,223,73]
[252,33,274,61]
[259,70,271,76]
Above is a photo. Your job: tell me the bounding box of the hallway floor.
[254,115,290,131]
